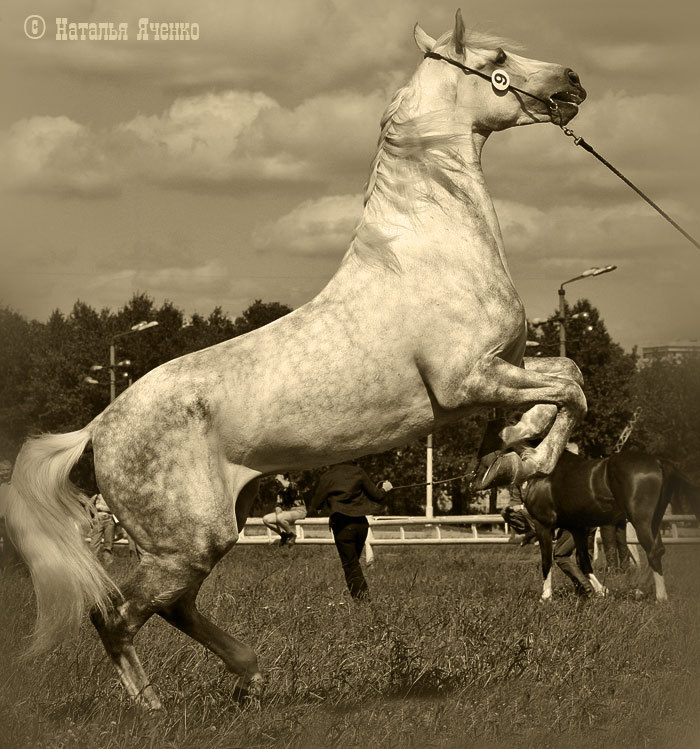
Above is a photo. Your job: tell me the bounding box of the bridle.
[423,50,564,121]
[423,50,700,251]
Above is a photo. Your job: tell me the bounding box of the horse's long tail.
[5,427,117,655]
[660,459,700,520]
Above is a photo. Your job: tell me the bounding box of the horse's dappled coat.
[6,10,589,709]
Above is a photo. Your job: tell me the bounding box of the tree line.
[1,294,696,514]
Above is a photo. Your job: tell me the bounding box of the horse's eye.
[495,48,507,65]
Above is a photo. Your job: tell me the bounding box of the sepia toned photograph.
[1,1,698,746]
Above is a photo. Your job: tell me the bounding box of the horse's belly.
[216,366,435,470]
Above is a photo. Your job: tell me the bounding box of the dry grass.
[1,544,699,748]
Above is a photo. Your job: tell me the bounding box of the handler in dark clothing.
[310,464,393,601]
[554,527,597,596]
[600,521,632,572]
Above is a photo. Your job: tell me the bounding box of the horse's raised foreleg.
[466,357,586,488]
[498,358,583,448]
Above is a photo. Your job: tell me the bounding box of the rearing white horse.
[7,10,587,709]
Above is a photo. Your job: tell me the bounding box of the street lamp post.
[557,266,617,357]
[426,434,433,519]
[108,320,158,401]
[87,320,158,402]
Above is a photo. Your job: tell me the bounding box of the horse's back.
[527,452,622,528]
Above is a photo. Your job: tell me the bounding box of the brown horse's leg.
[572,528,607,597]
[554,529,594,596]
[634,526,668,602]
[620,463,668,601]
[536,522,555,601]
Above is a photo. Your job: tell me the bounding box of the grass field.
[1,543,699,748]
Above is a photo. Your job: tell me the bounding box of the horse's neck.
[360,134,513,281]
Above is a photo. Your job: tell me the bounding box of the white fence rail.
[239,514,699,547]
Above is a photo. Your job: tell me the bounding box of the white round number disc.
[491,69,510,91]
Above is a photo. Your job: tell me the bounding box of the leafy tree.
[632,358,700,481]
[0,295,293,463]
[232,300,293,337]
[0,307,37,456]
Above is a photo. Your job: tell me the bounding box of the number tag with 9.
[491,69,510,91]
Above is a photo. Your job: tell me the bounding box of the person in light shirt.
[262,474,307,546]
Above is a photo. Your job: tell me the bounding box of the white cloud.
[0,89,386,194]
[0,116,118,196]
[253,194,363,257]
[495,197,693,279]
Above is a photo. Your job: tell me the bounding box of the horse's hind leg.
[634,526,667,602]
[90,475,261,708]
[159,480,263,694]
[160,587,263,695]
[90,557,188,710]
[625,473,668,602]
[536,522,555,602]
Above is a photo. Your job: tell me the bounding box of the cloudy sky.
[1,0,698,350]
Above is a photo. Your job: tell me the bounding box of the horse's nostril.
[566,68,580,86]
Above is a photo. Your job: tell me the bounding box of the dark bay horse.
[523,450,698,602]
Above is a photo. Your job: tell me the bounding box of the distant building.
[641,340,700,365]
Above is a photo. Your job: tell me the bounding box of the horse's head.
[414,10,586,132]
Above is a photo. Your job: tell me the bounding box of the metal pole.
[109,342,116,403]
[558,287,567,357]
[426,433,433,519]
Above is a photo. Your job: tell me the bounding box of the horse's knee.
[562,380,587,417]
[556,358,584,387]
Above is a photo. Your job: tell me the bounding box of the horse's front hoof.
[246,673,265,697]
[135,685,164,712]
[476,452,524,489]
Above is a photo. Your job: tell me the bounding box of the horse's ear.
[413,23,436,53]
[452,8,467,56]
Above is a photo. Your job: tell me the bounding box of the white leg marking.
[652,570,668,603]
[541,569,553,602]
[588,574,608,597]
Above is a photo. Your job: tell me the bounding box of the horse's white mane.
[346,27,522,272]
